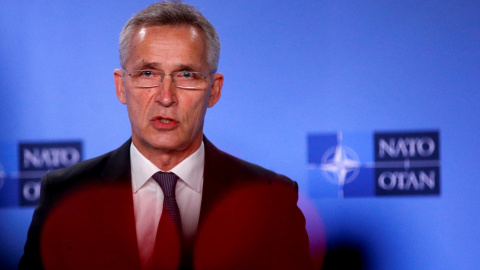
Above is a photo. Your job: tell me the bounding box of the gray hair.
[119,1,220,73]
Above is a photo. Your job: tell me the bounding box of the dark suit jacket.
[19,137,313,270]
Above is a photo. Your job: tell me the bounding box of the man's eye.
[179,71,194,79]
[140,70,154,77]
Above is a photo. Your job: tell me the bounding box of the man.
[19,2,313,270]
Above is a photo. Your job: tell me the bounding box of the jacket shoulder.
[42,139,131,199]
[47,151,110,179]
[204,138,297,190]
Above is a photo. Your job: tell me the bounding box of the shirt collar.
[130,142,204,193]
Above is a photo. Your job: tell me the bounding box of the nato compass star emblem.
[319,134,361,197]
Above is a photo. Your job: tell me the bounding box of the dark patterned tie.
[152,172,182,234]
[152,172,184,269]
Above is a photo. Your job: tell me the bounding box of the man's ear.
[114,69,127,104]
[208,73,223,108]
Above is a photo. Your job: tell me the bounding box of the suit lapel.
[100,139,132,183]
[198,137,235,228]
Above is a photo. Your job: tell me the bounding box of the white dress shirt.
[130,142,204,269]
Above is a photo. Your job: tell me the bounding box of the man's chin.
[150,138,194,154]
[133,133,202,157]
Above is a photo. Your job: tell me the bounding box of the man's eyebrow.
[175,64,198,71]
[134,61,160,70]
[132,62,201,72]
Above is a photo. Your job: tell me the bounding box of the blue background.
[1,1,479,269]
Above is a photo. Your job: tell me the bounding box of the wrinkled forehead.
[125,24,209,72]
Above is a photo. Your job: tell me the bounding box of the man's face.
[114,25,223,164]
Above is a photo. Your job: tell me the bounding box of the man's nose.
[155,74,176,107]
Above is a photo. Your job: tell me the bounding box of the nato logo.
[308,131,440,198]
[374,131,440,196]
[18,141,82,206]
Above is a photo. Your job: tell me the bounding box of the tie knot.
[152,172,178,198]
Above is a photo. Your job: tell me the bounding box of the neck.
[132,138,203,171]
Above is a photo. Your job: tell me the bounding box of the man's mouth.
[151,116,178,129]
[159,118,173,124]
